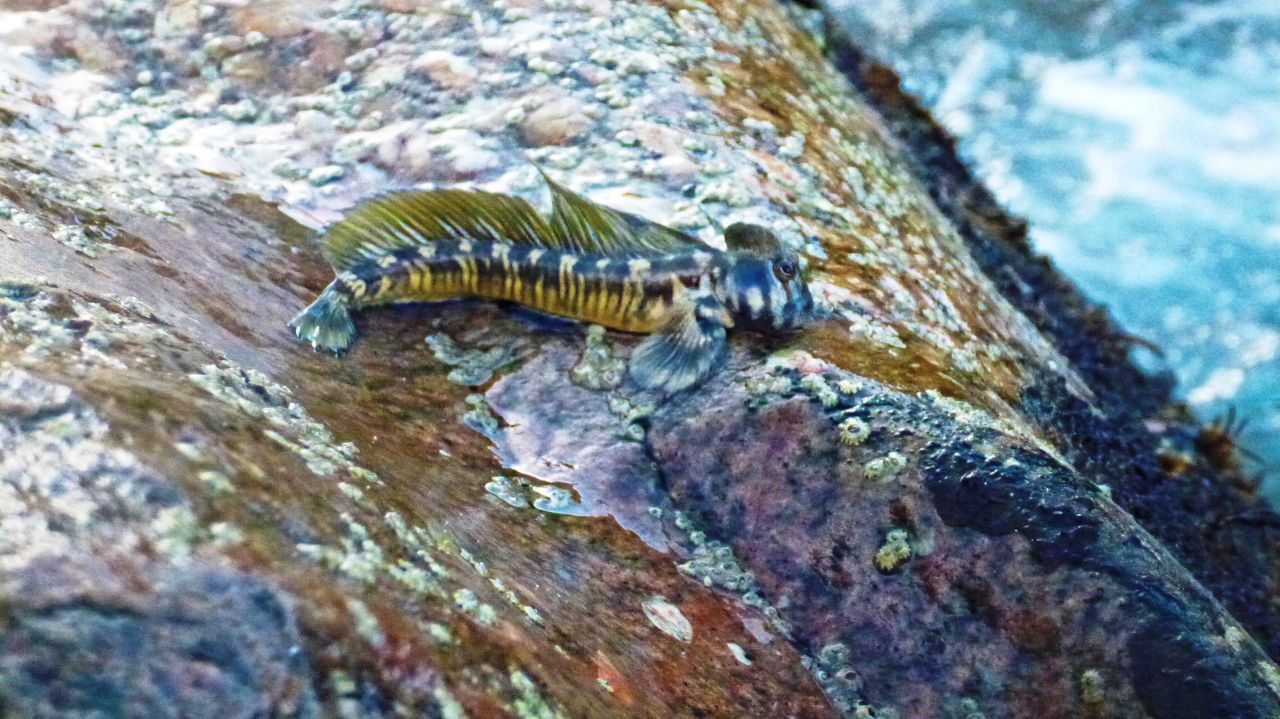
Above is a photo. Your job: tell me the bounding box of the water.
[828,0,1280,499]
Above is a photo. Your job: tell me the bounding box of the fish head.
[721,223,814,332]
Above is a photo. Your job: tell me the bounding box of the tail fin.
[289,281,356,353]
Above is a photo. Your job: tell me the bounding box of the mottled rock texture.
[0,0,1277,717]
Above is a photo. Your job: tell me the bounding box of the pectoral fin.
[628,290,729,394]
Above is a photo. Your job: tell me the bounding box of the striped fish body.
[337,239,720,335]
[291,179,813,393]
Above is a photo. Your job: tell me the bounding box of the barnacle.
[873,528,912,573]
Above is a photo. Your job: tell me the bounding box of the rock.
[222,50,273,86]
[203,34,246,62]
[652,375,1280,717]
[0,555,319,718]
[444,143,501,179]
[293,109,336,141]
[0,0,67,9]
[66,24,128,74]
[376,0,426,12]
[411,49,477,92]
[1,0,1278,716]
[307,164,346,186]
[376,124,432,177]
[219,98,259,122]
[651,153,697,187]
[290,30,347,92]
[153,0,201,39]
[632,121,686,156]
[228,0,320,39]
[343,47,379,72]
[0,366,71,419]
[519,94,596,147]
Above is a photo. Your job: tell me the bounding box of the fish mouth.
[780,286,816,329]
[769,305,810,333]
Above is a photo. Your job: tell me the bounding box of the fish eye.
[773,258,797,281]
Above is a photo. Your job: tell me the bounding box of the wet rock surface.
[826,31,1280,665]
[1,555,317,718]
[653,364,1279,716]
[0,0,1277,717]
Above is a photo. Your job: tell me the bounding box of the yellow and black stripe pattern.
[290,178,813,392]
[339,240,717,334]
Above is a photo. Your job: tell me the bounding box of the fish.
[290,174,814,393]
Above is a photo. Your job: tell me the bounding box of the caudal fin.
[289,282,356,353]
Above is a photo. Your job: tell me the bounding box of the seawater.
[829,0,1280,500]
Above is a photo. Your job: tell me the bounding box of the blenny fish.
[290,176,813,392]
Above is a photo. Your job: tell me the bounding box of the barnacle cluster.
[426,333,521,387]
[873,528,912,573]
[838,416,871,446]
[671,509,793,637]
[863,452,907,482]
[570,324,626,390]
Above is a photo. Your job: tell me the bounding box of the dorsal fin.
[723,222,782,255]
[541,172,711,257]
[323,189,558,271]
